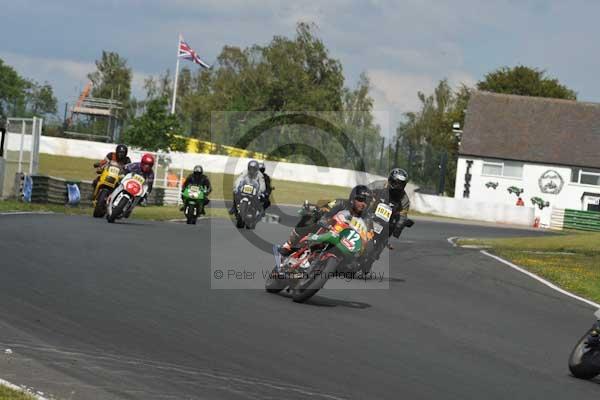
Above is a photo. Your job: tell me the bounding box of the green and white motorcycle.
[265,209,369,303]
[181,185,208,225]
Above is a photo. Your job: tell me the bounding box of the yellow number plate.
[133,175,145,184]
[349,217,367,234]
[242,184,255,195]
[108,166,121,175]
[375,203,392,222]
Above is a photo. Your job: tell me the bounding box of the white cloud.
[1,51,152,102]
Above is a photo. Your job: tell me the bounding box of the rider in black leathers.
[258,162,272,211]
[368,168,411,239]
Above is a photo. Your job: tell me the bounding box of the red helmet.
[140,153,155,173]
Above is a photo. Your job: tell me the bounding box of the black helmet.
[248,160,259,178]
[258,161,265,173]
[193,165,203,175]
[388,168,408,191]
[115,144,128,162]
[349,184,373,208]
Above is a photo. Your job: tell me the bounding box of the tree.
[477,65,576,100]
[0,58,28,117]
[88,51,133,105]
[26,81,57,116]
[121,97,186,152]
[396,79,468,195]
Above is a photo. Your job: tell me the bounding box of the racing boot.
[278,230,300,256]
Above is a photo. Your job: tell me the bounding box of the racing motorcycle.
[265,209,369,303]
[358,197,414,274]
[106,172,148,223]
[181,185,208,225]
[234,181,263,229]
[92,161,123,218]
[568,309,600,379]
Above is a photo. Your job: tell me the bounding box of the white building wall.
[454,156,600,211]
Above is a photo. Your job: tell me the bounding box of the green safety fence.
[564,209,600,232]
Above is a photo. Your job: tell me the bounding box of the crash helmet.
[348,184,373,216]
[140,153,155,173]
[193,165,203,176]
[258,161,266,174]
[115,144,128,162]
[388,168,408,191]
[247,160,259,178]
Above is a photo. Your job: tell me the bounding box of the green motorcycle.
[181,185,208,225]
[265,210,368,303]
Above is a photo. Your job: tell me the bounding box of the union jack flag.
[178,37,210,69]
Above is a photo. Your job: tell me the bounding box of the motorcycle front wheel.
[265,266,287,293]
[93,188,109,218]
[292,257,339,303]
[569,328,600,379]
[107,196,129,223]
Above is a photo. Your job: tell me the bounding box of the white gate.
[1,117,43,198]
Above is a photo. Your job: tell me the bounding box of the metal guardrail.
[563,209,600,232]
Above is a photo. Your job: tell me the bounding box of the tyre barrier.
[14,173,164,207]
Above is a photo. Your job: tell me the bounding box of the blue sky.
[2,0,599,139]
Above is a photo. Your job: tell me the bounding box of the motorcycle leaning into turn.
[568,309,600,379]
[106,171,149,223]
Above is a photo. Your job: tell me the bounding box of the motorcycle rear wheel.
[569,328,600,379]
[292,257,338,303]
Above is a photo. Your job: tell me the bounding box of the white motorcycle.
[106,172,148,223]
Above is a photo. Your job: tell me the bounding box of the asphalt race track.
[0,211,599,399]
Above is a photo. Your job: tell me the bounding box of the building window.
[572,167,600,186]
[482,160,523,178]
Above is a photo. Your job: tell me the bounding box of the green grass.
[457,232,600,303]
[0,200,228,221]
[38,153,352,206]
[0,384,37,400]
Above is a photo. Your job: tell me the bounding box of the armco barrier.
[411,192,536,226]
[563,209,600,232]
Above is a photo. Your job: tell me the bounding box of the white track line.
[0,377,49,400]
[0,211,54,216]
[480,250,600,309]
[448,236,600,309]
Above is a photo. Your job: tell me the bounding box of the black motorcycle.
[358,197,414,274]
[569,309,600,379]
[234,182,263,229]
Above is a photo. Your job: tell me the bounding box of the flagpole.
[170,33,182,115]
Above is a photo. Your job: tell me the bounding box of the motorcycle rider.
[120,153,155,216]
[368,168,411,240]
[258,161,272,211]
[180,165,212,214]
[229,160,266,215]
[91,144,131,190]
[278,184,374,256]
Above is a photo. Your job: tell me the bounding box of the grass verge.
[38,154,352,206]
[0,200,229,221]
[457,232,600,304]
[0,384,37,400]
